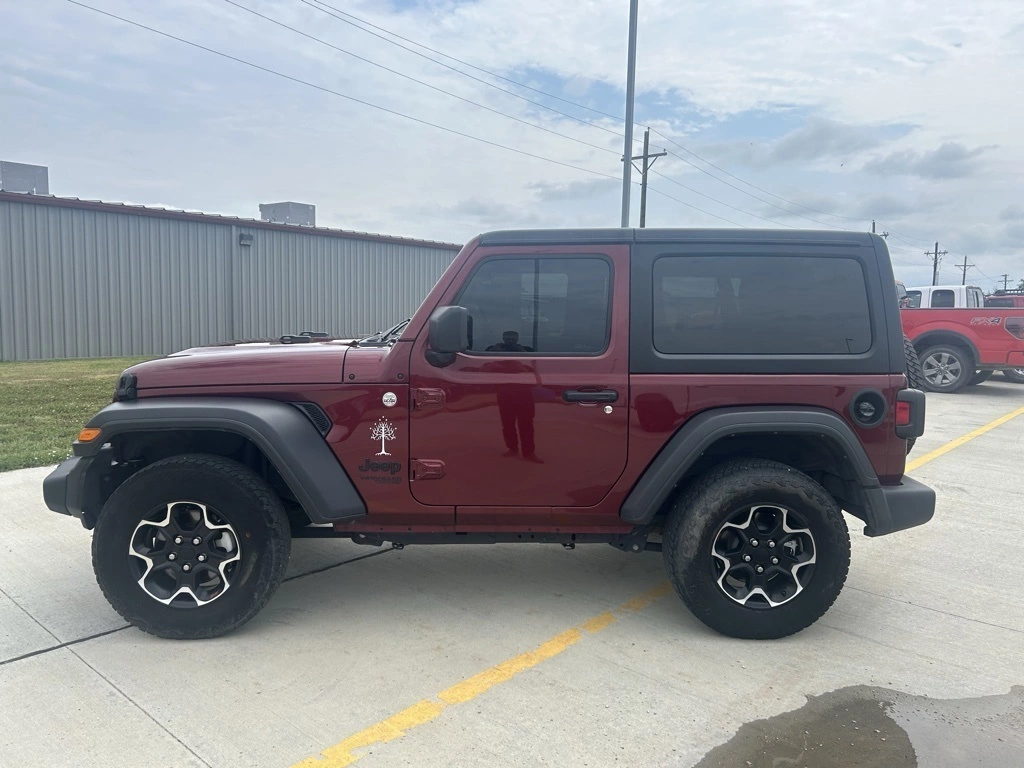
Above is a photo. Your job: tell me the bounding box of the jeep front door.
[407,246,629,514]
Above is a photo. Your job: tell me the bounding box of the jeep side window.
[931,289,955,308]
[906,290,922,308]
[457,257,611,355]
[652,254,871,355]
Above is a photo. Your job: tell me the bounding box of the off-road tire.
[903,335,924,453]
[968,370,994,385]
[93,454,291,639]
[663,459,850,640]
[1003,369,1024,384]
[903,334,925,391]
[918,344,973,393]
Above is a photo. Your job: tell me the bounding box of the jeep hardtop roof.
[478,228,880,247]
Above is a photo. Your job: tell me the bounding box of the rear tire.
[903,335,924,454]
[92,454,291,639]
[918,344,973,393]
[663,459,850,640]
[1003,369,1024,384]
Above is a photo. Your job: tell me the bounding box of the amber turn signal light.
[77,427,102,442]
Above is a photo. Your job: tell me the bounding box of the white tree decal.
[371,417,396,456]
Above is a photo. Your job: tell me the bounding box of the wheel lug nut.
[192,537,202,546]
[197,554,207,562]
[182,563,191,572]
[771,557,779,565]
[750,539,759,547]
[756,565,764,573]
[743,554,751,562]
[768,540,775,548]
[174,536,183,545]
[167,552,177,561]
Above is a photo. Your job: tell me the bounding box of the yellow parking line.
[291,583,672,768]
[906,404,1024,472]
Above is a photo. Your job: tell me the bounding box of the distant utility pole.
[957,255,974,285]
[871,220,888,238]
[619,0,639,227]
[926,242,948,286]
[1001,273,1011,291]
[628,128,667,227]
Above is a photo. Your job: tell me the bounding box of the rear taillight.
[895,389,926,441]
[1005,318,1024,340]
[895,401,911,426]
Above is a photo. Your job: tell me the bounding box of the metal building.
[0,191,461,361]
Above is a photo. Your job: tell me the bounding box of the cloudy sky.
[2,0,1022,288]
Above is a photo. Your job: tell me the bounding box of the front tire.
[919,344,973,393]
[93,454,291,639]
[968,370,994,385]
[663,459,850,640]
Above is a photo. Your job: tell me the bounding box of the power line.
[649,169,798,228]
[63,1,746,230]
[297,0,645,145]
[170,1,786,229]
[281,4,996,258]
[304,0,626,123]
[297,1,996,253]
[644,185,747,227]
[222,0,620,157]
[64,0,626,183]
[655,148,847,230]
[647,127,863,226]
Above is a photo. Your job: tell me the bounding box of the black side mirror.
[426,306,469,367]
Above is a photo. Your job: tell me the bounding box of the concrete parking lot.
[2,382,1023,767]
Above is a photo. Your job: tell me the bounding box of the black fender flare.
[620,406,897,535]
[51,398,366,526]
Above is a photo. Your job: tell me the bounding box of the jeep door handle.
[562,389,619,403]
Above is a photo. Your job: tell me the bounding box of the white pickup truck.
[903,284,986,309]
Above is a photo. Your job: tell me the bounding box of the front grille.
[292,402,331,435]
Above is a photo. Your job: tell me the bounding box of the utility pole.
[1001,274,1011,291]
[926,242,948,286]
[957,255,974,285]
[619,0,639,227]
[870,220,888,238]
[628,128,667,227]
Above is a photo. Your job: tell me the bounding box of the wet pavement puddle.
[693,685,1024,767]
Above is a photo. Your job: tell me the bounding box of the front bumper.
[43,453,104,528]
[863,475,935,537]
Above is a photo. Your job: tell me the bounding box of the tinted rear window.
[987,297,1014,307]
[931,289,955,308]
[653,255,872,355]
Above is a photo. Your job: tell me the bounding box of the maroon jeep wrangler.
[44,229,933,640]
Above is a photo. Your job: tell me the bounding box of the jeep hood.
[125,342,353,389]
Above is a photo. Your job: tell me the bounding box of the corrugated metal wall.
[0,198,459,360]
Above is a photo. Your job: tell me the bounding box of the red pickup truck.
[900,303,1024,391]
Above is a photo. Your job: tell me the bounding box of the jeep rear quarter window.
[456,256,612,355]
[652,254,872,355]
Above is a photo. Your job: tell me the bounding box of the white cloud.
[0,0,1021,285]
